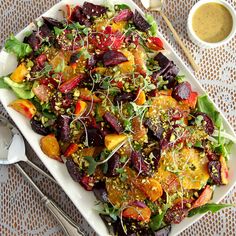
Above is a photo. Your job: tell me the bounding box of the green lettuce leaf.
[5,35,32,58]
[3,77,34,99]
[0,76,10,89]
[146,14,158,36]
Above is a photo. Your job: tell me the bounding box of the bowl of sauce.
[187,0,236,48]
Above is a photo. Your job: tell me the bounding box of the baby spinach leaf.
[188,203,233,217]
[5,35,32,58]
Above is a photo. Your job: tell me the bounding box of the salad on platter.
[1,1,235,235]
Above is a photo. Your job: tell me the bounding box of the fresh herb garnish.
[84,156,98,175]
[116,167,128,182]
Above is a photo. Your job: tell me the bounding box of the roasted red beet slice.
[144,119,164,140]
[93,182,109,202]
[172,82,192,101]
[106,153,121,177]
[131,151,149,175]
[82,2,107,17]
[81,176,95,191]
[113,92,135,104]
[39,24,54,40]
[57,115,71,142]
[153,53,179,88]
[114,9,133,23]
[103,50,128,67]
[62,94,73,109]
[195,112,215,135]
[87,54,97,69]
[59,74,85,93]
[43,17,64,29]
[80,128,104,146]
[103,112,124,134]
[30,119,50,135]
[133,10,150,32]
[70,6,91,26]
[66,159,83,182]
[35,54,47,68]
[208,161,222,185]
[90,26,124,51]
[164,200,190,224]
[151,148,161,170]
[206,151,219,161]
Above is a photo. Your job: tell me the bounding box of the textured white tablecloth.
[0,0,235,235]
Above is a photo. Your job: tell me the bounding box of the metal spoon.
[140,0,200,71]
[0,114,84,236]
[0,115,57,184]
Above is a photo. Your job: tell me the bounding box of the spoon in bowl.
[140,0,200,71]
[0,115,57,184]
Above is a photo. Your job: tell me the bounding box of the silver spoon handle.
[26,158,58,184]
[14,163,84,236]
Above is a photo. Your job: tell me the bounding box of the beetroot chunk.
[153,52,179,88]
[43,17,64,29]
[82,2,107,17]
[57,115,71,142]
[150,148,161,170]
[80,128,104,146]
[70,6,91,27]
[114,9,133,23]
[30,119,50,136]
[113,92,135,104]
[133,10,150,32]
[103,112,124,134]
[172,82,192,101]
[131,151,149,175]
[93,182,109,202]
[164,200,190,224]
[106,153,121,177]
[195,112,215,135]
[66,159,83,182]
[24,32,40,51]
[144,119,164,140]
[103,50,128,67]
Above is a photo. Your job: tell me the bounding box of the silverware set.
[0,115,84,236]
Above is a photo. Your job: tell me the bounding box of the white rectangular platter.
[0,0,236,235]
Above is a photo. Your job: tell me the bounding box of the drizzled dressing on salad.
[1,1,235,235]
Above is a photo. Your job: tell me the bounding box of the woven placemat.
[0,0,235,235]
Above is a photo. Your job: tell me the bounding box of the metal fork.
[15,163,84,236]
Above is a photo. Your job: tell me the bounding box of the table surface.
[0,0,236,235]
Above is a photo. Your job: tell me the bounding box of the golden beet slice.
[40,134,62,162]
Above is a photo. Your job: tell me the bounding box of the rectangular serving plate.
[0,0,236,235]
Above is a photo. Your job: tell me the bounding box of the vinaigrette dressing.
[192,3,233,43]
